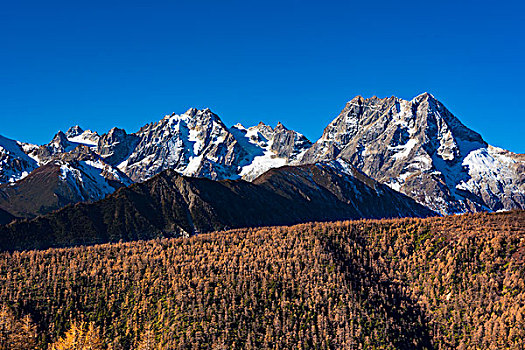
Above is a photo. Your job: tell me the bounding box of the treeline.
[0,211,524,349]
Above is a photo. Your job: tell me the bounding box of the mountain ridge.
[0,160,434,251]
[0,92,523,220]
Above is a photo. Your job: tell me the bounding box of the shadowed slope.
[0,163,434,251]
[0,208,15,225]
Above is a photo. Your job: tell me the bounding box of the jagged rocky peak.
[105,126,128,139]
[232,120,313,181]
[153,108,230,147]
[119,107,245,182]
[274,121,287,132]
[64,125,100,146]
[166,107,219,121]
[412,91,434,102]
[29,125,102,165]
[49,131,72,151]
[91,106,316,183]
[245,121,309,144]
[97,127,139,167]
[270,123,312,159]
[25,130,81,164]
[301,92,523,215]
[152,108,227,138]
[66,125,84,138]
[411,91,486,144]
[305,92,486,163]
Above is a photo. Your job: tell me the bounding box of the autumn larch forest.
[0,210,524,349]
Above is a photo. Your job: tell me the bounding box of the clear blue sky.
[1,0,524,152]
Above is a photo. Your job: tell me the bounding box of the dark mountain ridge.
[0,161,434,251]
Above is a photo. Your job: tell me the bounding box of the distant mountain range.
[0,92,523,242]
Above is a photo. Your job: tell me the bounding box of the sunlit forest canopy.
[1,210,524,349]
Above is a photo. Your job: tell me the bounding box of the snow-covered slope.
[58,158,132,203]
[457,146,525,211]
[302,93,525,214]
[28,127,100,164]
[0,135,38,183]
[112,108,247,181]
[65,125,100,147]
[231,121,311,180]
[0,128,133,218]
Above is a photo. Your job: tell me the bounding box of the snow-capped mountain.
[98,108,312,182]
[302,93,525,214]
[0,132,132,218]
[111,108,247,181]
[65,125,100,146]
[0,155,132,219]
[0,93,522,220]
[0,135,38,183]
[28,126,100,164]
[0,108,312,219]
[230,121,312,180]
[0,146,132,218]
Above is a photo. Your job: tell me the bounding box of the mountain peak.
[160,108,221,127]
[66,125,84,138]
[52,131,69,143]
[412,92,436,103]
[108,126,126,135]
[185,107,214,116]
[185,107,198,116]
[274,122,288,132]
[349,95,365,104]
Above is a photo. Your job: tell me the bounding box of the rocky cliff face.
[302,93,525,214]
[96,127,140,166]
[230,121,312,180]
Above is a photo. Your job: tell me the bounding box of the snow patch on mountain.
[231,122,311,181]
[390,138,418,160]
[239,150,288,178]
[456,146,525,210]
[59,160,127,201]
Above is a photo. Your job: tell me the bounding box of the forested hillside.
[1,211,524,349]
